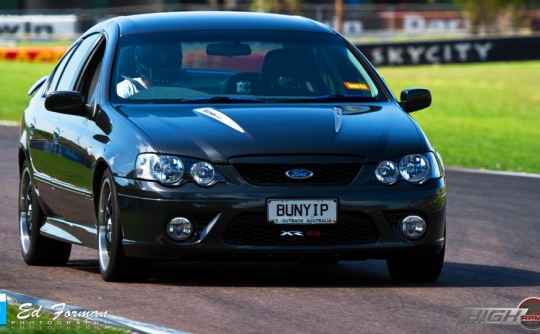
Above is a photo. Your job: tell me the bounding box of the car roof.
[101,11,335,36]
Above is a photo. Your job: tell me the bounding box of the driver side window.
[43,45,77,97]
[78,37,106,105]
[55,34,99,92]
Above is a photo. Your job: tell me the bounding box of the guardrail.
[0,47,67,63]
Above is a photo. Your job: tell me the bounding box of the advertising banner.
[0,15,77,38]
[358,36,540,66]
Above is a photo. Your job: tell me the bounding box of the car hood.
[117,103,427,163]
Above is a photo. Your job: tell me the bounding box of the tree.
[454,0,526,35]
[249,0,301,14]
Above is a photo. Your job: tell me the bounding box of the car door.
[29,33,101,225]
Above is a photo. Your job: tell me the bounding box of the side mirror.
[400,88,431,113]
[27,76,48,96]
[45,91,88,117]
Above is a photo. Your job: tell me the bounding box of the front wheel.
[19,162,71,265]
[386,243,445,282]
[97,169,152,282]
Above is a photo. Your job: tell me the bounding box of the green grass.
[1,60,539,173]
[0,62,53,122]
[379,61,540,174]
[15,40,72,48]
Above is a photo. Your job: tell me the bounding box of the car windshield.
[110,30,385,104]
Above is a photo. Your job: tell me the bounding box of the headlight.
[136,153,225,187]
[375,160,399,185]
[375,152,442,185]
[136,154,184,185]
[399,154,430,184]
[191,162,216,187]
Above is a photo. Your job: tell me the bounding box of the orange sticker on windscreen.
[344,82,370,90]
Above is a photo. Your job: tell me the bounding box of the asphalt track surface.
[1,124,539,334]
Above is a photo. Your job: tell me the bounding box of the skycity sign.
[358,36,540,66]
[368,42,492,65]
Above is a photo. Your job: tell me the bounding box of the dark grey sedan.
[19,11,446,282]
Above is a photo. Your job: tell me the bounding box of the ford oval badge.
[285,169,314,180]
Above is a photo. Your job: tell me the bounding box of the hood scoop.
[333,107,342,133]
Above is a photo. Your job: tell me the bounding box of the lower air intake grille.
[222,212,378,246]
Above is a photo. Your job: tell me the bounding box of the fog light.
[166,217,194,241]
[400,215,427,239]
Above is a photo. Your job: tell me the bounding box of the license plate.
[267,199,337,224]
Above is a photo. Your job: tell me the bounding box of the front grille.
[222,212,379,246]
[234,164,362,185]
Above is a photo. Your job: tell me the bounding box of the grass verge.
[0,62,53,123]
[379,61,540,174]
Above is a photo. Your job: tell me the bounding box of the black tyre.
[19,163,71,265]
[97,169,152,282]
[386,243,445,282]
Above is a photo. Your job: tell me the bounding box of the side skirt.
[40,217,98,249]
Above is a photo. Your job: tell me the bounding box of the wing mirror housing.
[400,88,431,113]
[45,91,89,117]
[27,76,48,96]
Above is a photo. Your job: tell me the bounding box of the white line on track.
[446,166,540,179]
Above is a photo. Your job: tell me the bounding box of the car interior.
[113,40,377,102]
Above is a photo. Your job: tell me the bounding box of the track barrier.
[0,47,67,63]
[357,35,540,66]
[1,35,539,65]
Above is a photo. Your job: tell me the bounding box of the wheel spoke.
[106,194,112,217]
[98,181,112,273]
[106,217,112,246]
[19,169,33,255]
[27,204,33,233]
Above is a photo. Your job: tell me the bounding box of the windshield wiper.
[177,96,269,104]
[276,94,378,103]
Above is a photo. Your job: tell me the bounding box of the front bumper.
[114,175,446,261]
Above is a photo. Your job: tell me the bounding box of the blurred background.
[1,0,540,43]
